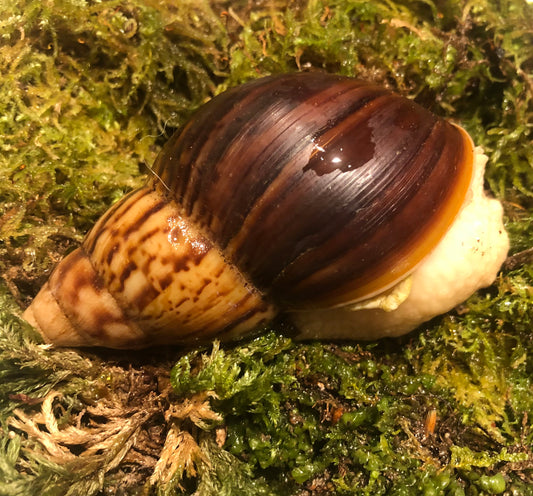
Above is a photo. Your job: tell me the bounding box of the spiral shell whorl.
[154,72,473,308]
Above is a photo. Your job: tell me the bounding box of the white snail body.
[23,73,509,348]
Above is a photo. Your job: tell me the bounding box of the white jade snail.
[23,72,509,349]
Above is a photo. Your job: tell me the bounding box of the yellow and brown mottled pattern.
[28,248,147,348]
[25,186,277,348]
[88,185,277,345]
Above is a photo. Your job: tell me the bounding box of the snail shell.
[23,73,509,348]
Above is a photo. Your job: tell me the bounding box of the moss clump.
[170,317,532,494]
[0,0,532,495]
[0,0,228,305]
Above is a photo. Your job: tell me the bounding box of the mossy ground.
[0,0,532,495]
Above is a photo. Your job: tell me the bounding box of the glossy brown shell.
[152,72,473,309]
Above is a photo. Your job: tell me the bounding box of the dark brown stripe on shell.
[119,261,137,290]
[86,190,171,284]
[132,284,161,313]
[121,195,168,240]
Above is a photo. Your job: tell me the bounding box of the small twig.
[503,247,533,271]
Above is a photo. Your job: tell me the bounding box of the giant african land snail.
[23,72,509,348]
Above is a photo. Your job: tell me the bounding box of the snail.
[23,72,509,349]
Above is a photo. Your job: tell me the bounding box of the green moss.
[0,0,228,304]
[168,321,531,493]
[0,0,532,494]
